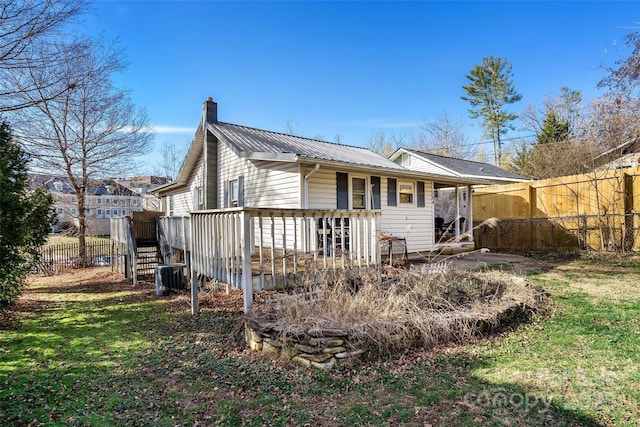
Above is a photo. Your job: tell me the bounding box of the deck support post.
[190,214,198,316]
[241,210,253,313]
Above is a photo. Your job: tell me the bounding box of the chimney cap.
[207,96,213,102]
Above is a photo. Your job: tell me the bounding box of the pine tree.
[537,109,569,145]
[461,55,522,164]
[0,120,55,311]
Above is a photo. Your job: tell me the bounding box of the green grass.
[1,260,639,426]
[46,235,111,245]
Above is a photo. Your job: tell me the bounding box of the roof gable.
[399,149,528,182]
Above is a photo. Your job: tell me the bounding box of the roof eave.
[295,156,486,186]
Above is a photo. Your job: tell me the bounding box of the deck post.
[241,209,253,313]
[190,214,199,316]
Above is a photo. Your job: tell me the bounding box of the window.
[401,153,411,166]
[371,176,381,209]
[352,177,366,209]
[230,180,239,207]
[70,207,77,217]
[97,209,102,217]
[131,199,138,206]
[336,172,349,209]
[105,209,111,217]
[198,186,204,207]
[417,181,426,207]
[97,197,102,204]
[112,209,119,217]
[399,182,414,204]
[387,178,397,206]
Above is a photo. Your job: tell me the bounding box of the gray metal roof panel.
[210,122,406,170]
[407,150,527,180]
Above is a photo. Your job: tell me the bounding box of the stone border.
[244,320,365,370]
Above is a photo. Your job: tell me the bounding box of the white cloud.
[151,125,195,135]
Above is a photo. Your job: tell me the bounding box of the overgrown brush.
[247,267,547,358]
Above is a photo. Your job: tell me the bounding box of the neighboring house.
[388,148,528,240]
[154,98,485,254]
[114,175,171,211]
[31,175,145,236]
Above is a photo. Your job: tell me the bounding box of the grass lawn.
[45,235,111,245]
[1,257,638,426]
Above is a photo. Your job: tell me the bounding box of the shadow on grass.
[0,269,612,427]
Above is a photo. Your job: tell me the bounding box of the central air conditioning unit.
[155,263,187,296]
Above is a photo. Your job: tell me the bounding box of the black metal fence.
[35,241,113,273]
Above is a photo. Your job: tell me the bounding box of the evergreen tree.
[538,109,569,145]
[0,120,55,311]
[461,55,522,164]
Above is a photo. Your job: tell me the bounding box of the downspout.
[303,163,320,208]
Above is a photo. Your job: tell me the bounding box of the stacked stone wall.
[244,320,365,370]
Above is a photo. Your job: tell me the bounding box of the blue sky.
[84,1,639,173]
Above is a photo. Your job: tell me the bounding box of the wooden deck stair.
[135,241,161,277]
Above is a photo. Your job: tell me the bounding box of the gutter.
[303,163,320,208]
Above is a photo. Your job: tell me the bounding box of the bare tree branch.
[6,35,153,261]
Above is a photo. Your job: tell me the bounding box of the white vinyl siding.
[217,142,301,209]
[188,156,205,211]
[379,179,435,252]
[306,168,436,252]
[306,168,337,209]
[402,153,456,176]
[162,155,205,216]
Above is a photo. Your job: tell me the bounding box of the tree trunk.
[77,187,88,266]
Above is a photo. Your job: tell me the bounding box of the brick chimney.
[203,96,218,124]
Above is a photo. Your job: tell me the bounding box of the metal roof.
[405,149,528,181]
[209,122,406,170]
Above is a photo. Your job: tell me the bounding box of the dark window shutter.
[417,181,425,207]
[237,175,244,207]
[387,178,397,206]
[371,176,381,209]
[223,180,229,208]
[336,172,349,209]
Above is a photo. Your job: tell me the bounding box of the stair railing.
[125,216,139,286]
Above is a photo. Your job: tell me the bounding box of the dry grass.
[248,267,548,358]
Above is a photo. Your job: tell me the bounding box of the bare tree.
[411,112,475,159]
[154,139,186,180]
[520,87,583,140]
[0,0,87,112]
[8,36,153,263]
[366,130,403,157]
[283,117,303,136]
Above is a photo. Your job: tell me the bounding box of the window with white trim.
[399,182,414,204]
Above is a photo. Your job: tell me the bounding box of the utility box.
[155,263,187,296]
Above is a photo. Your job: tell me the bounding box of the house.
[388,148,528,241]
[154,98,486,256]
[31,175,146,236]
[113,175,171,211]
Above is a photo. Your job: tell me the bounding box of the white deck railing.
[157,208,381,313]
[156,216,190,263]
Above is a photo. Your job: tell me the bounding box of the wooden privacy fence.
[473,166,640,251]
[36,240,113,272]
